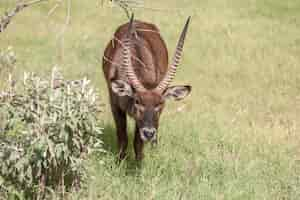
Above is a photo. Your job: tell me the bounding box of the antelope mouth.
[140,127,157,142]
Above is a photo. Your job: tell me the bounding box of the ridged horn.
[122,14,146,92]
[155,16,191,93]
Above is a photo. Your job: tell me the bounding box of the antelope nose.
[142,128,156,139]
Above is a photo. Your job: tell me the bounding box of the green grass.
[1,0,300,199]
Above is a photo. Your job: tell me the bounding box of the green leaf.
[0,68,104,197]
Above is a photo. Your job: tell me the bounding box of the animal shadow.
[101,123,143,175]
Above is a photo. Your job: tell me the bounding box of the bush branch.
[0,0,47,33]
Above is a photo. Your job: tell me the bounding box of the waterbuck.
[102,15,191,160]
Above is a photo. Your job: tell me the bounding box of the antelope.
[102,15,191,161]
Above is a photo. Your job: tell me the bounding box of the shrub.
[0,68,104,199]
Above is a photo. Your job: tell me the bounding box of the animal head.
[111,15,191,142]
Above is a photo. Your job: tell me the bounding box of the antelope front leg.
[134,125,144,161]
[111,103,128,160]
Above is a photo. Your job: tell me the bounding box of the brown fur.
[103,20,168,88]
[102,19,191,161]
[103,20,169,160]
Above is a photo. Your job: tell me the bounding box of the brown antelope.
[102,15,191,160]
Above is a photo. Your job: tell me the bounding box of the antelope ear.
[163,85,191,101]
[111,80,133,97]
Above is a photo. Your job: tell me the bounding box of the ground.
[0,0,300,199]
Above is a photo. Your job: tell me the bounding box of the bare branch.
[0,0,47,33]
[23,0,48,7]
[47,2,60,17]
[56,0,72,61]
[110,0,144,19]
[109,0,186,18]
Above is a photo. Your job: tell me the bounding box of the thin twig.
[0,0,47,33]
[47,3,60,17]
[24,0,48,7]
[57,0,71,38]
[110,0,188,18]
[37,173,46,200]
[61,168,65,198]
[56,0,71,61]
[111,0,144,19]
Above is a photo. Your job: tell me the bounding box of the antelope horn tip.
[128,13,134,34]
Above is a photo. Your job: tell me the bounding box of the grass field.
[1,0,300,199]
